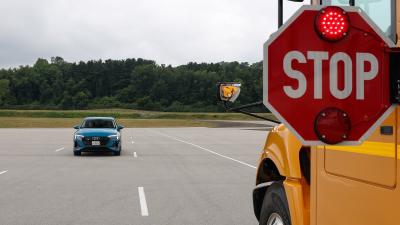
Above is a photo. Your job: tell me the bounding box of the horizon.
[0,56,264,70]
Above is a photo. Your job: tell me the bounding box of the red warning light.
[314,107,351,145]
[315,6,350,42]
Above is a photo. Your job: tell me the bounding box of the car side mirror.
[73,125,80,129]
[117,125,124,130]
[217,82,241,103]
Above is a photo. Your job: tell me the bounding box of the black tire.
[113,151,121,156]
[74,151,81,156]
[259,181,291,225]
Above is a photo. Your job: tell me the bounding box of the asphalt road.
[0,127,268,225]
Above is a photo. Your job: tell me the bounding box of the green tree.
[0,57,266,112]
[0,79,10,106]
[73,91,89,109]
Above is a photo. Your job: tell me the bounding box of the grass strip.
[0,117,215,128]
[0,109,277,121]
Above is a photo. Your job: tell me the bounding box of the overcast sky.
[0,0,307,68]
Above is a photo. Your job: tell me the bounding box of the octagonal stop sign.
[263,6,396,145]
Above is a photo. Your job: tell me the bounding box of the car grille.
[82,136,109,146]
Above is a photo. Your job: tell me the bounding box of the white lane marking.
[133,152,137,158]
[54,147,65,152]
[0,170,8,175]
[131,141,135,144]
[155,131,256,169]
[138,187,149,216]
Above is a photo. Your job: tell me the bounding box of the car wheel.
[113,151,121,156]
[74,151,81,156]
[259,181,291,225]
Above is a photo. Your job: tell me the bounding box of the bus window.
[321,0,396,43]
[321,0,347,6]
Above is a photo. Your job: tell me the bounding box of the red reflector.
[315,6,350,42]
[314,107,351,145]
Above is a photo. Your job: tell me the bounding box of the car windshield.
[81,119,115,129]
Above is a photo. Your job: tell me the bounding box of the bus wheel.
[259,181,291,225]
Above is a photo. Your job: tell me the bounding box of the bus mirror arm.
[223,101,280,124]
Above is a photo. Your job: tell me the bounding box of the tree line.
[0,57,265,112]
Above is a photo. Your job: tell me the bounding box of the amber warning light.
[315,6,350,42]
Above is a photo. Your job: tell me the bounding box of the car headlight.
[74,134,84,140]
[108,134,120,140]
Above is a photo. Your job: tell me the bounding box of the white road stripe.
[133,152,137,158]
[0,170,8,175]
[138,187,149,216]
[54,147,65,152]
[155,131,256,169]
[131,141,135,144]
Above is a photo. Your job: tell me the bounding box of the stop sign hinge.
[389,48,400,104]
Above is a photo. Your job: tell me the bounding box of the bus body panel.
[312,108,399,225]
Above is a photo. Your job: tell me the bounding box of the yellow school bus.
[256,1,398,225]
[220,1,398,225]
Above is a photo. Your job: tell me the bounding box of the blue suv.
[73,117,124,156]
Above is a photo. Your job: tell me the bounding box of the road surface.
[0,127,269,225]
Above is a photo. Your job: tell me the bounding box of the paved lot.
[0,127,269,225]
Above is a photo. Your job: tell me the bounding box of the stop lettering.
[283,51,378,100]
